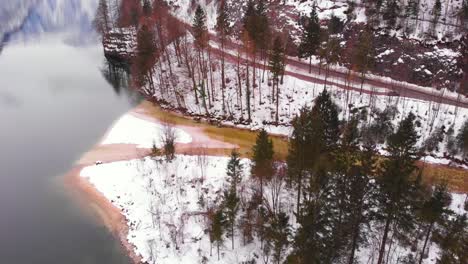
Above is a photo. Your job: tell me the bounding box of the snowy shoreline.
[66,102,468,263]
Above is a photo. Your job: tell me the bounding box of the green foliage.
[269,36,285,83]
[252,129,274,180]
[434,214,468,264]
[328,15,344,35]
[405,0,419,19]
[93,0,110,35]
[298,4,321,60]
[462,0,468,21]
[419,184,451,225]
[456,120,468,157]
[134,24,156,87]
[312,89,340,149]
[226,150,243,190]
[242,0,270,50]
[383,0,400,28]
[323,36,342,67]
[142,0,151,16]
[353,28,375,77]
[375,113,422,263]
[210,208,226,260]
[215,0,231,39]
[423,126,445,154]
[223,150,243,249]
[362,106,396,144]
[252,129,274,165]
[265,212,291,264]
[433,0,442,20]
[193,5,208,50]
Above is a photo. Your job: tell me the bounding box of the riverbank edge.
[64,164,144,264]
[62,102,238,264]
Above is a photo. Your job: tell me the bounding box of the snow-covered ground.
[81,153,467,264]
[150,33,468,166]
[101,113,192,148]
[81,155,261,264]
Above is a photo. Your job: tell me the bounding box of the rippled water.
[0,1,137,263]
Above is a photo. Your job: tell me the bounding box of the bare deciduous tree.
[161,122,177,161]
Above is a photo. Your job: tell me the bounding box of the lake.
[0,24,136,264]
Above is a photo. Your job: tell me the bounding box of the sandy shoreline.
[63,102,240,264]
[64,165,143,264]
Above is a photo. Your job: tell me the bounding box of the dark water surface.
[0,33,135,263]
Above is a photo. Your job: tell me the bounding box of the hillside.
[161,0,467,92]
[92,1,468,264]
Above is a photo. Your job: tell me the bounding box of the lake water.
[0,32,136,264]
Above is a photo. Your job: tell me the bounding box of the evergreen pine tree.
[287,107,314,216]
[456,119,468,157]
[255,0,269,51]
[134,24,156,88]
[252,129,274,198]
[223,188,240,250]
[298,4,321,73]
[223,150,243,250]
[142,0,151,17]
[269,36,285,123]
[376,112,421,264]
[215,0,231,113]
[93,0,110,36]
[287,89,339,216]
[461,0,468,24]
[322,37,342,89]
[210,208,226,260]
[434,214,468,264]
[192,5,209,113]
[383,0,400,29]
[312,89,340,150]
[328,15,344,35]
[193,5,208,50]
[353,28,374,94]
[433,0,442,25]
[405,0,419,19]
[346,143,376,264]
[226,150,243,191]
[417,184,452,264]
[265,212,291,264]
[289,167,335,264]
[242,0,257,44]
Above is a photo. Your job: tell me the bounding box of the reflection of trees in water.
[101,59,142,105]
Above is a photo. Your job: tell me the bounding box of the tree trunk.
[221,38,226,114]
[231,222,235,249]
[348,220,360,264]
[377,215,393,264]
[296,171,303,219]
[359,72,365,95]
[208,48,215,105]
[237,48,243,115]
[309,56,312,74]
[246,61,251,122]
[419,222,434,264]
[276,81,280,123]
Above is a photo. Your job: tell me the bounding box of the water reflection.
[0,34,134,264]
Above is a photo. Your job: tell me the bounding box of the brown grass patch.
[140,101,468,192]
[139,101,289,160]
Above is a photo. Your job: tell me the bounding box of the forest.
[91,0,468,263]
